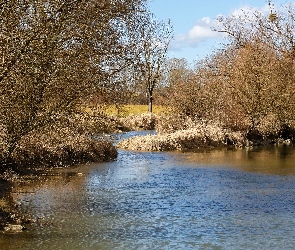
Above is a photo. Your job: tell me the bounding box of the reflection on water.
[184,145,295,175]
[1,132,295,249]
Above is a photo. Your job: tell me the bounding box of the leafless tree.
[134,12,173,112]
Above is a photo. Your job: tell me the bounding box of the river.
[1,131,295,249]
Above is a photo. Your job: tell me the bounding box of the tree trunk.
[148,90,153,113]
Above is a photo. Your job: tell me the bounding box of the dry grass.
[119,113,158,131]
[85,105,169,117]
[117,122,245,151]
[11,126,117,168]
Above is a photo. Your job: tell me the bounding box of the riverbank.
[117,123,245,151]
[118,115,295,151]
[1,112,294,231]
[2,137,295,249]
[0,137,117,232]
[0,114,119,231]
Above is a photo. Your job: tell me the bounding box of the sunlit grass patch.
[83,104,171,118]
[81,105,173,132]
[103,105,169,117]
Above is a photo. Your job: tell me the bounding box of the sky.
[148,0,294,64]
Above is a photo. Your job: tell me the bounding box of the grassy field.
[85,105,168,117]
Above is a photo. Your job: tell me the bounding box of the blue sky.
[148,0,293,64]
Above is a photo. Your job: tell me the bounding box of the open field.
[85,105,169,117]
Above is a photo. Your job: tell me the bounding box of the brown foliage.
[118,122,245,151]
[11,126,118,169]
[120,113,157,130]
[0,0,152,167]
[165,4,295,143]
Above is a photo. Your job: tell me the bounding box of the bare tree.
[214,2,295,135]
[166,2,295,138]
[134,13,173,112]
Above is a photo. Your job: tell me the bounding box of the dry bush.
[117,123,245,151]
[70,112,123,135]
[215,4,295,137]
[165,42,295,143]
[4,112,121,168]
[163,4,295,145]
[10,126,117,168]
[120,113,158,131]
[0,0,156,168]
[0,125,9,163]
[155,115,200,134]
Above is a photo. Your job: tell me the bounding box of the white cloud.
[230,4,270,20]
[170,3,274,52]
[170,17,221,51]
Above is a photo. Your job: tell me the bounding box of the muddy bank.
[0,134,117,231]
[0,179,13,230]
[0,177,29,232]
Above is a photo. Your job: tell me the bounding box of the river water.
[1,131,295,249]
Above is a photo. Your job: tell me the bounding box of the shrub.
[9,126,117,169]
[120,113,158,131]
[117,122,245,151]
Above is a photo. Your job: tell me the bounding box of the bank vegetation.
[3,0,295,230]
[0,0,173,173]
[118,3,295,151]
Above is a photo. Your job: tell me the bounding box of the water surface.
[1,131,295,249]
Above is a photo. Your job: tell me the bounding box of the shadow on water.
[1,131,295,249]
[0,180,15,230]
[183,144,295,175]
